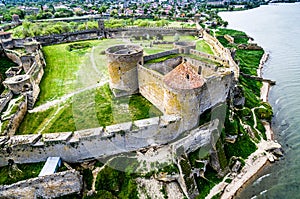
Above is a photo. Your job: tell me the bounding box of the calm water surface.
[220,3,300,199]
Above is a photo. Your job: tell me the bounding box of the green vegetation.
[82,169,93,190]
[195,166,223,199]
[37,39,126,106]
[0,56,18,93]
[216,28,249,46]
[11,20,98,38]
[17,84,162,134]
[145,54,180,64]
[196,39,214,55]
[180,156,193,191]
[224,133,257,159]
[0,162,44,185]
[94,165,138,199]
[235,49,264,76]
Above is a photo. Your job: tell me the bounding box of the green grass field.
[17,83,162,134]
[196,39,214,55]
[38,39,130,105]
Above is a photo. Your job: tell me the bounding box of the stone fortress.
[0,22,240,198]
[106,43,234,131]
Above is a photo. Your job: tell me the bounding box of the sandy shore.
[205,52,281,199]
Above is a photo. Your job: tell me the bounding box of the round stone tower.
[106,45,143,97]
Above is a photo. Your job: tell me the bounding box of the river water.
[219,3,300,199]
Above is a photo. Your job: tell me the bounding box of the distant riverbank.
[219,3,300,198]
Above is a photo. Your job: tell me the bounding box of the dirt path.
[37,105,64,134]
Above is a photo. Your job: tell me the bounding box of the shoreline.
[206,52,281,199]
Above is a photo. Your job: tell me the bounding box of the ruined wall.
[0,115,183,166]
[0,170,82,199]
[174,42,196,54]
[0,91,13,113]
[1,42,45,135]
[144,56,183,75]
[2,97,27,136]
[20,55,35,73]
[138,65,165,112]
[144,49,179,62]
[4,49,22,65]
[224,34,234,43]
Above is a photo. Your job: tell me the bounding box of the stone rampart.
[190,49,229,66]
[153,41,174,45]
[33,29,101,46]
[0,115,183,166]
[0,170,82,199]
[202,30,239,80]
[106,27,197,37]
[144,49,179,62]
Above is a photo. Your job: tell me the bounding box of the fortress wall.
[1,40,14,49]
[34,30,101,46]
[138,65,165,112]
[13,39,27,48]
[184,57,218,78]
[0,115,182,166]
[144,49,179,62]
[174,42,196,54]
[107,28,197,38]
[163,72,234,131]
[145,56,183,75]
[164,86,204,131]
[190,49,229,66]
[0,170,82,199]
[202,31,239,79]
[199,72,234,114]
